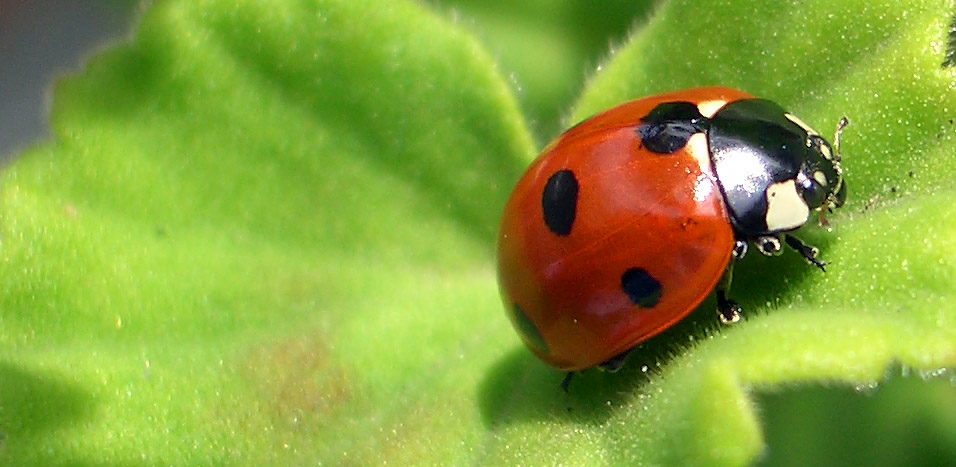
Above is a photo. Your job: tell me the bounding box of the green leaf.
[1,0,533,464]
[2,0,956,465]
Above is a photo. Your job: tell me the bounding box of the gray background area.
[0,0,140,163]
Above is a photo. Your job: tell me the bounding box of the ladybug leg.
[560,350,630,392]
[716,257,742,324]
[598,350,631,372]
[561,372,575,393]
[733,239,748,259]
[784,234,827,271]
[754,235,783,256]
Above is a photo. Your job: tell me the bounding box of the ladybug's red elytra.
[497,87,847,372]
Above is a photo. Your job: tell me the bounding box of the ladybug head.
[794,117,848,223]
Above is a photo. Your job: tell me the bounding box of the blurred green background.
[424,0,646,141]
[3,1,956,464]
[0,0,140,161]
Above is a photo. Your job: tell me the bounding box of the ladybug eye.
[796,172,828,209]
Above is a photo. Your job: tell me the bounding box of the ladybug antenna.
[833,116,849,163]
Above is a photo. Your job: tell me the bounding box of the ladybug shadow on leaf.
[0,362,95,454]
[477,345,647,426]
[478,231,833,425]
[477,304,732,426]
[477,294,724,426]
[730,228,838,312]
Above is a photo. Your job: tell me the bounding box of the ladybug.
[497,87,847,373]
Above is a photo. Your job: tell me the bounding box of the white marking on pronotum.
[785,113,819,136]
[697,99,729,119]
[765,179,810,232]
[683,132,713,172]
[813,170,828,187]
[684,133,719,202]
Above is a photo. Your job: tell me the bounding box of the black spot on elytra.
[542,170,578,236]
[636,101,707,154]
[943,10,956,67]
[621,268,662,308]
[510,303,548,354]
